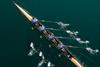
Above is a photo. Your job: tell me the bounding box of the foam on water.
[28,42,55,67]
[86,47,99,54]
[28,42,37,56]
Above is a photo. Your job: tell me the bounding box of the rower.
[31,18,39,25]
[54,38,62,45]
[37,23,46,32]
[57,43,68,56]
[57,42,65,50]
[46,31,55,40]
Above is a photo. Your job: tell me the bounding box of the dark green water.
[0,0,100,67]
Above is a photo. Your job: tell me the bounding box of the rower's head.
[31,18,39,26]
[32,18,38,22]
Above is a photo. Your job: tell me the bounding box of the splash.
[57,22,70,30]
[28,42,38,56]
[86,47,99,54]
[37,51,46,67]
[28,42,55,67]
[38,51,55,67]
[47,61,54,67]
